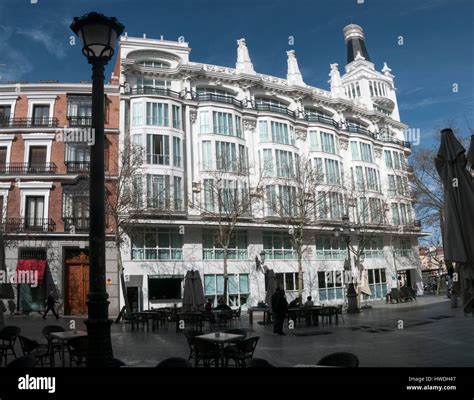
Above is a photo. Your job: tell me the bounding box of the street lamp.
[256,250,266,273]
[70,12,124,367]
[333,214,360,313]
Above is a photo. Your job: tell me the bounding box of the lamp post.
[334,214,360,313]
[70,12,124,367]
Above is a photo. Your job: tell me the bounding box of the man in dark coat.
[42,291,59,319]
[273,289,288,335]
[271,287,280,333]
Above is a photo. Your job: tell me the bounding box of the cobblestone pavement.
[2,296,473,367]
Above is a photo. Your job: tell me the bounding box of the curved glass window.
[137,60,170,69]
[197,88,234,97]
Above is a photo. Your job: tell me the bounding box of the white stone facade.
[117,26,424,310]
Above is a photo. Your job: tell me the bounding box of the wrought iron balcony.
[67,116,92,127]
[379,136,411,148]
[0,162,57,174]
[255,103,296,118]
[5,218,56,233]
[196,93,243,108]
[0,117,58,128]
[305,114,339,128]
[344,125,377,139]
[65,161,90,174]
[63,217,89,232]
[128,86,181,99]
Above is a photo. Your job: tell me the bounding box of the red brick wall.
[2,86,119,234]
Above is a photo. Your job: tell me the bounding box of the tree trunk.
[297,250,303,302]
[117,242,131,315]
[223,246,228,304]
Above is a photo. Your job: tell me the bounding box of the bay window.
[318,271,344,301]
[146,102,169,126]
[146,175,170,209]
[131,228,183,260]
[146,134,170,165]
[263,231,296,259]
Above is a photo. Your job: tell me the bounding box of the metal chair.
[67,336,88,367]
[232,307,242,326]
[335,305,344,324]
[0,326,21,366]
[217,310,233,328]
[41,325,65,362]
[191,338,219,368]
[184,329,202,360]
[19,336,55,367]
[224,336,260,367]
[156,357,192,368]
[317,352,359,368]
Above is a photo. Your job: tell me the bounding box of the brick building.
[0,80,120,316]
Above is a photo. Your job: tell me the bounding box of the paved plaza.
[2,296,473,368]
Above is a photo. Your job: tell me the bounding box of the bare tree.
[341,164,394,305]
[267,156,327,301]
[106,140,145,314]
[191,151,263,303]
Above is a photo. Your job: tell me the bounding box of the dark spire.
[343,24,371,64]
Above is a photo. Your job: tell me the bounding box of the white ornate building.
[116,25,423,311]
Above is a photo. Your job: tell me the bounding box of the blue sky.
[0,0,473,147]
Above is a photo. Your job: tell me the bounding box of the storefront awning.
[16,260,47,284]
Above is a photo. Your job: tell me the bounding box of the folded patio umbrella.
[182,271,194,312]
[192,270,205,312]
[182,270,205,312]
[435,129,474,313]
[264,269,277,312]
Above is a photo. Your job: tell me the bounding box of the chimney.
[343,24,371,64]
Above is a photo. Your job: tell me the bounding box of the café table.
[247,307,271,326]
[50,330,87,368]
[196,332,245,367]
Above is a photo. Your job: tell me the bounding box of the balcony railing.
[196,93,243,108]
[0,162,57,174]
[379,136,411,148]
[5,218,56,233]
[146,154,171,165]
[0,117,58,128]
[413,220,421,228]
[67,116,92,127]
[344,125,377,139]
[255,103,296,118]
[305,114,339,128]
[129,86,181,99]
[65,161,90,174]
[63,217,89,232]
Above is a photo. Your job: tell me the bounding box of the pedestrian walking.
[42,291,59,319]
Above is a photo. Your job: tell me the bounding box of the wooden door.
[65,252,89,315]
